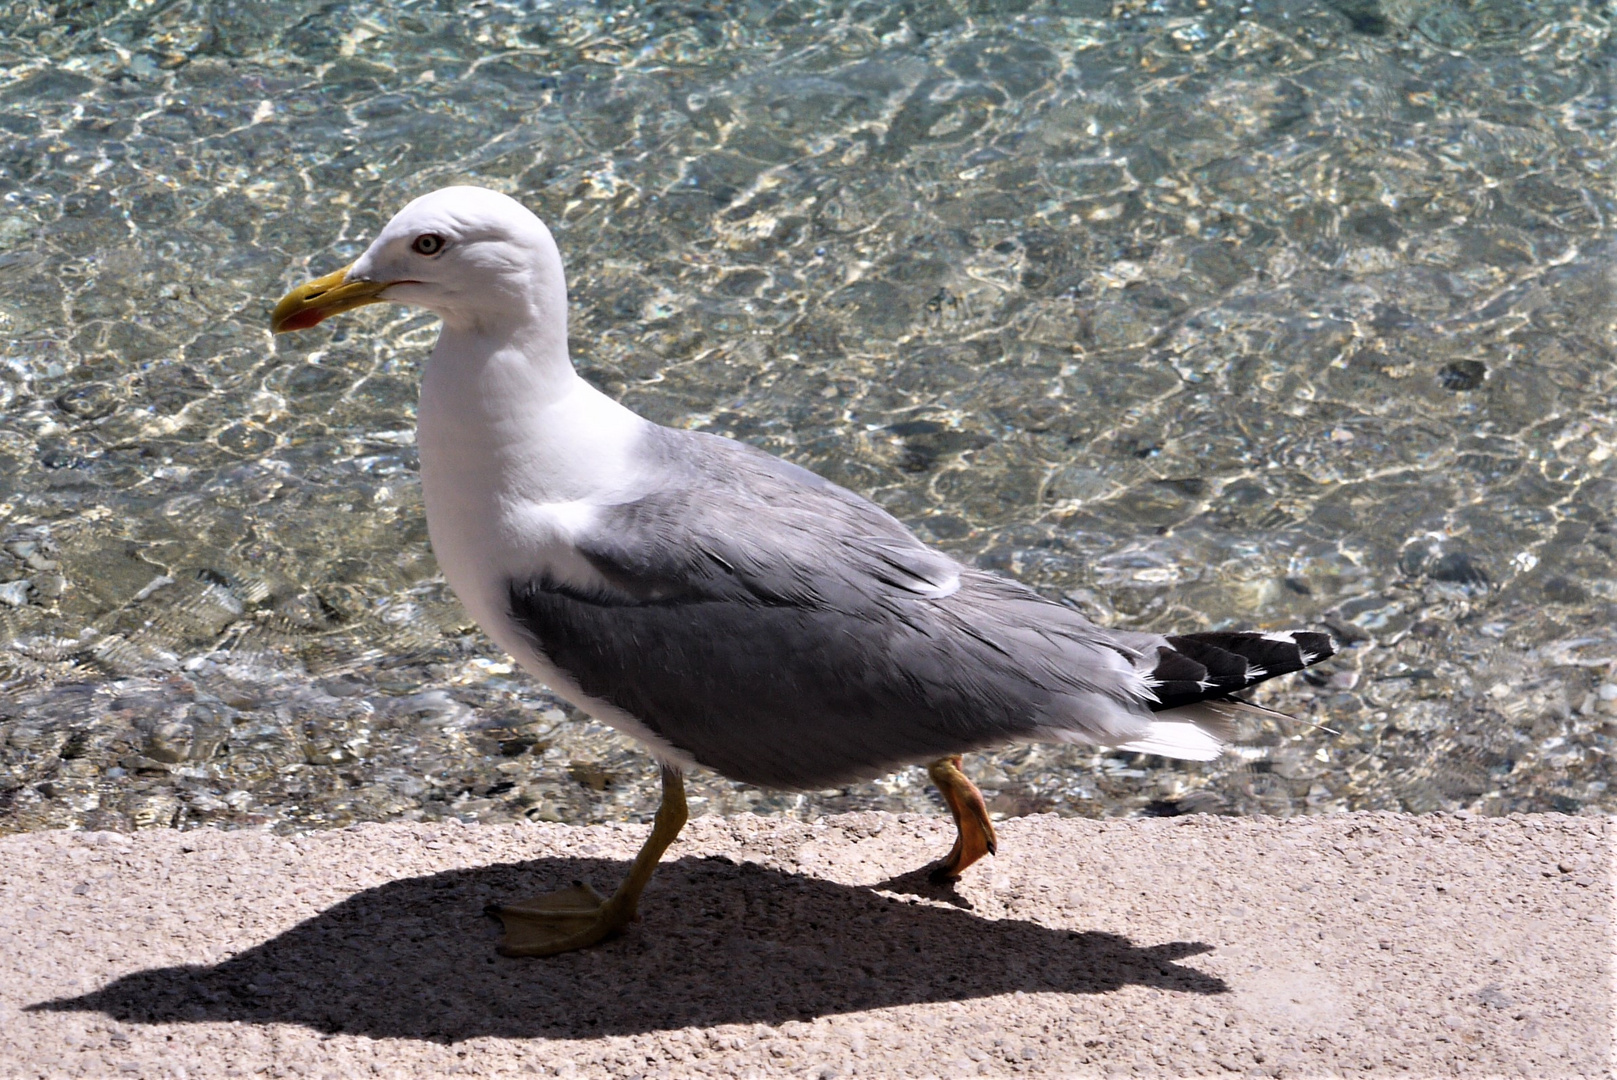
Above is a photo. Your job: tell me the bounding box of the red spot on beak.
[278,308,327,332]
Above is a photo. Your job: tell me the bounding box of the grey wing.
[505,430,1166,789]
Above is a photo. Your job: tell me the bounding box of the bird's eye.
[412,233,445,256]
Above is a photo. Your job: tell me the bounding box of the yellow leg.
[926,754,997,883]
[487,763,688,957]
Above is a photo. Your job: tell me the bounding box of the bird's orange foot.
[926,755,998,883]
[485,881,633,957]
[487,763,690,958]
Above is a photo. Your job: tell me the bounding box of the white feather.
[1111,721,1225,762]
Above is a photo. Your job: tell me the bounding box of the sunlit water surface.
[1,0,1614,835]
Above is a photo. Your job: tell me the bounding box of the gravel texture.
[1,811,1609,1078]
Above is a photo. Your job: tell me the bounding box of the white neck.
[417,321,650,508]
[432,320,578,406]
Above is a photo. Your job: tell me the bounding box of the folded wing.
[507,429,1332,787]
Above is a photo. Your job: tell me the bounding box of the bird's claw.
[485,881,630,957]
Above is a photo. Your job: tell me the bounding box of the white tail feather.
[1153,700,1244,743]
[1109,700,1264,761]
[1115,699,1341,761]
[1111,719,1226,761]
[1050,698,1338,762]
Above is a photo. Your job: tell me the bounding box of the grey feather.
[507,428,1166,789]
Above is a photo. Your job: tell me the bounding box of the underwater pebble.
[0,0,1609,838]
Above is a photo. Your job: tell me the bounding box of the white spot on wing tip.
[1261,630,1299,644]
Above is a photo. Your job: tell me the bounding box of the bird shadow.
[30,855,1226,1041]
[872,866,978,909]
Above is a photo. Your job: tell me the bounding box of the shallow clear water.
[0,0,1613,835]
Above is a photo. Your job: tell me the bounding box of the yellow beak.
[271,263,392,333]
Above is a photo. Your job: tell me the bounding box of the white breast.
[413,333,695,765]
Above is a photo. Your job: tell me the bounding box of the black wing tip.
[1150,628,1337,711]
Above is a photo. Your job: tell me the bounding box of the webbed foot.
[486,763,688,958]
[486,881,631,957]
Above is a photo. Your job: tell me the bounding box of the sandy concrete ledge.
[0,811,1610,1079]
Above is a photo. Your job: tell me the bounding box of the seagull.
[272,186,1334,957]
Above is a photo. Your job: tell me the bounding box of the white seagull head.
[271,186,567,336]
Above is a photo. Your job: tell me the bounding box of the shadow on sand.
[32,854,1225,1041]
